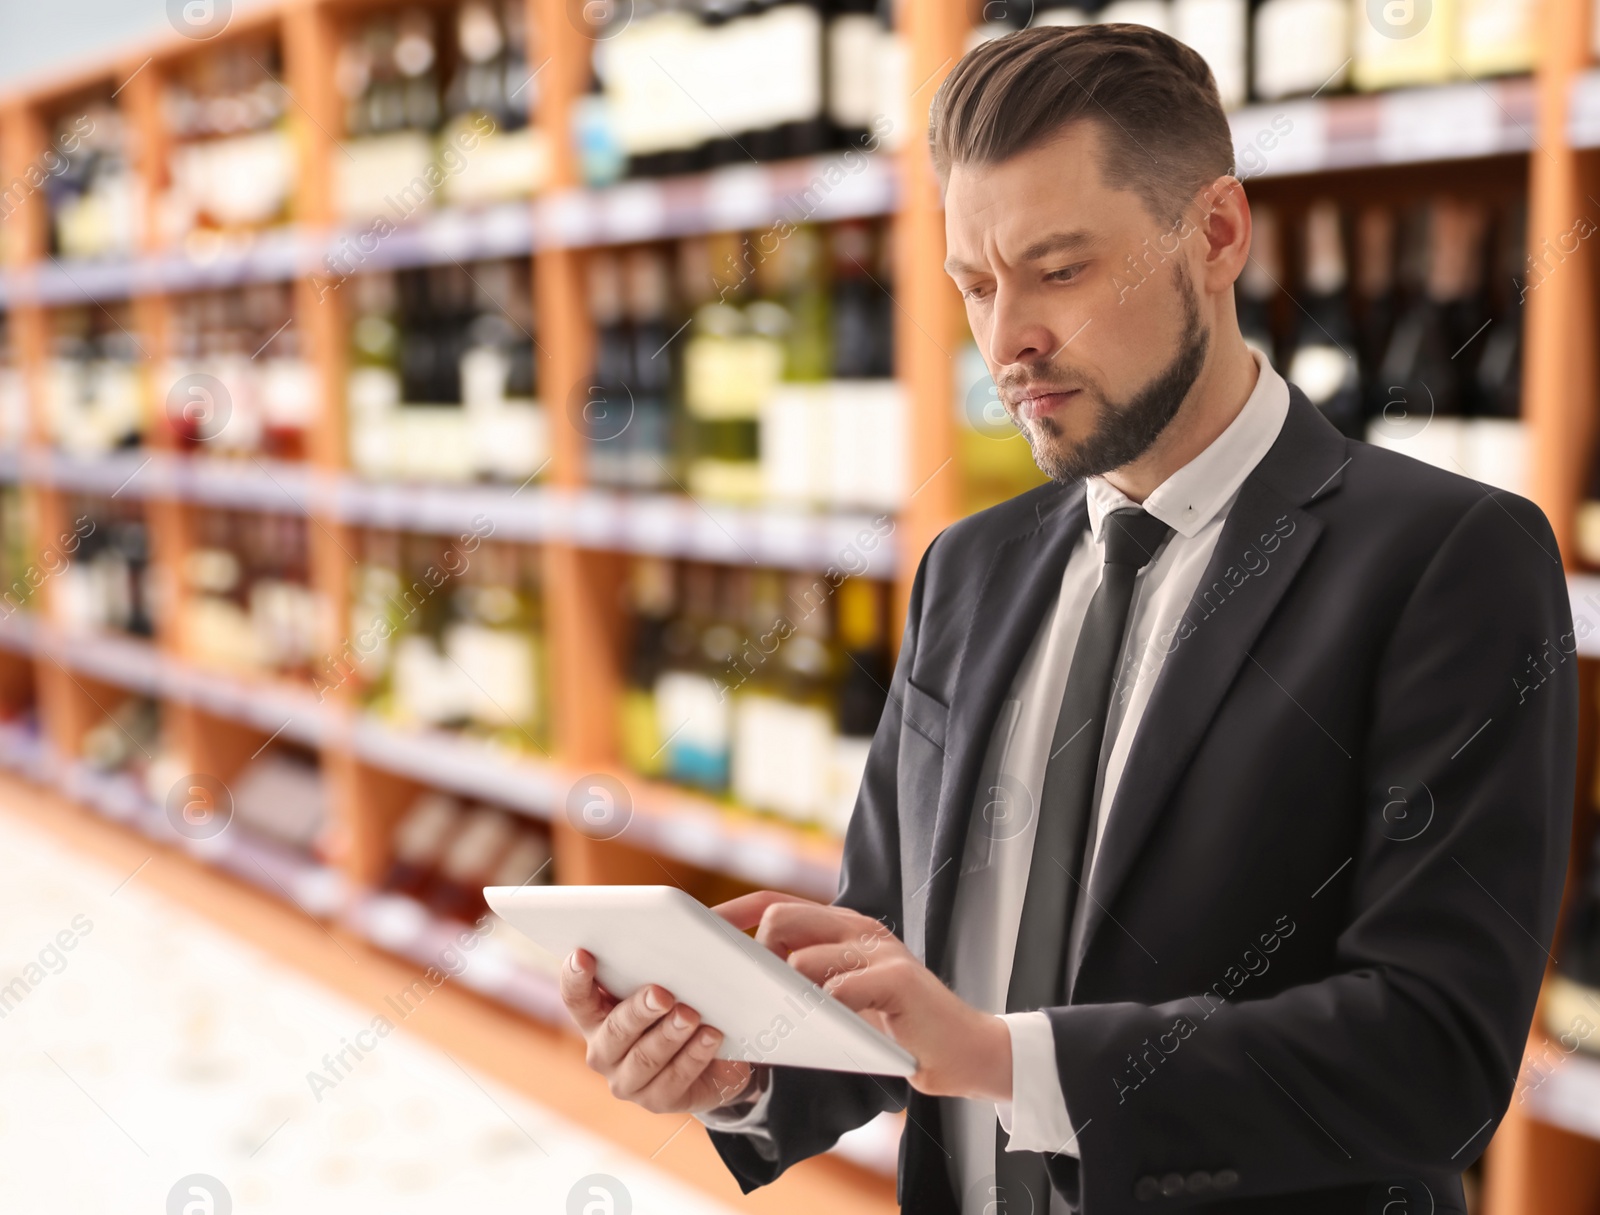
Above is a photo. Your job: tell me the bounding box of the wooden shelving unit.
[0,0,1598,1211]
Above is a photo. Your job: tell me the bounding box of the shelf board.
[1230,77,1537,178]
[349,716,845,900]
[335,480,898,571]
[0,151,896,309]
[0,448,900,570]
[8,618,333,748]
[536,154,898,249]
[324,200,537,273]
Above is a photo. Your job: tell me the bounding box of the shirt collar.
[1085,347,1290,544]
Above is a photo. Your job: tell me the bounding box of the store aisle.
[0,809,741,1214]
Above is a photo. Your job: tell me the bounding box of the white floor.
[0,806,742,1214]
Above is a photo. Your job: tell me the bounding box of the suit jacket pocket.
[898,679,950,962]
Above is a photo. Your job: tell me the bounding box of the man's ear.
[1193,176,1250,294]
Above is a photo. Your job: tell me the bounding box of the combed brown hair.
[929,24,1236,227]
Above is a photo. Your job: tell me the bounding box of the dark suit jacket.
[707,386,1577,1213]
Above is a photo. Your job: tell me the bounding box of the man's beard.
[1011,269,1210,483]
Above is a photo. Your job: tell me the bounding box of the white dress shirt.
[699,351,1289,1215]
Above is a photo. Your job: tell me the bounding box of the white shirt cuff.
[694,1068,779,1160]
[996,1011,1080,1158]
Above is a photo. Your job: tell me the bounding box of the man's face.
[944,122,1211,482]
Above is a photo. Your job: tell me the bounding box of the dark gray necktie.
[992,506,1173,1214]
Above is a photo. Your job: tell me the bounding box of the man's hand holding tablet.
[560,889,1015,1116]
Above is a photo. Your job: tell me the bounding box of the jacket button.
[1214,1168,1240,1190]
[1159,1173,1185,1197]
[1134,1175,1160,1201]
[1185,1171,1213,1194]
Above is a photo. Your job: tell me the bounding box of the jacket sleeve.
[1042,489,1577,1210]
[705,534,940,1192]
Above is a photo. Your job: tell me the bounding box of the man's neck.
[1100,338,1261,504]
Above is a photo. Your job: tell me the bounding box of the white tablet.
[485,884,918,1076]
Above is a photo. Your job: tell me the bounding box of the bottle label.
[829,16,884,128]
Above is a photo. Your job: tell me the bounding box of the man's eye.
[1047,265,1085,283]
[961,285,992,302]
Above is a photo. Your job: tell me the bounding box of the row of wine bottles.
[585,219,903,509]
[973,0,1538,109]
[349,531,551,754]
[55,495,157,640]
[334,2,546,216]
[181,508,323,682]
[347,260,547,484]
[78,693,333,862]
[30,0,1553,262]
[574,0,901,186]
[1237,195,1526,494]
[620,556,891,835]
[383,791,554,926]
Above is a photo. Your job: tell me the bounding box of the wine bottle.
[1098,0,1174,35]
[769,0,829,158]
[1354,206,1398,430]
[1463,201,1526,494]
[1353,0,1459,90]
[624,246,678,489]
[1173,0,1247,108]
[621,557,676,777]
[586,250,633,488]
[1286,202,1363,438]
[683,233,775,502]
[655,562,735,793]
[384,792,464,898]
[395,8,442,133]
[830,220,890,378]
[1251,0,1351,100]
[831,576,888,834]
[427,804,518,923]
[828,0,887,148]
[1371,200,1482,471]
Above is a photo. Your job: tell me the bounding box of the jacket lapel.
[1064,387,1349,1000]
[921,481,1088,981]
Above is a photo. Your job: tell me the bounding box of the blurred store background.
[0,0,1597,1212]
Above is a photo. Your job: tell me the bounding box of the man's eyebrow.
[944,231,1099,277]
[1019,230,1098,261]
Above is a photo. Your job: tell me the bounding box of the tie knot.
[1102,507,1172,569]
